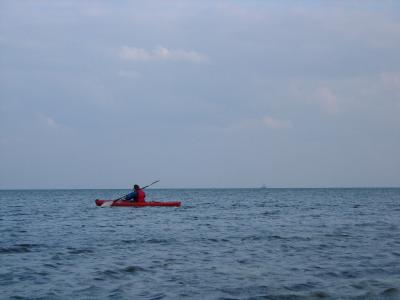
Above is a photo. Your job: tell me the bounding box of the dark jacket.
[124,189,146,202]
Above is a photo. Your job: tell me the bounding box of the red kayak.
[95,199,181,207]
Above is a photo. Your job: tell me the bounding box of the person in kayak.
[123,184,146,203]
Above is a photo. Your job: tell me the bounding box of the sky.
[1,0,400,189]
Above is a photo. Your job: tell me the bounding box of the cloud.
[78,3,110,17]
[315,87,339,115]
[216,116,292,132]
[380,72,400,109]
[0,137,9,146]
[117,70,141,79]
[262,116,292,129]
[118,46,208,63]
[381,72,400,89]
[36,113,64,129]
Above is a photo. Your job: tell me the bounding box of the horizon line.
[0,186,399,191]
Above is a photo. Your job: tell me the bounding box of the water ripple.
[0,188,399,299]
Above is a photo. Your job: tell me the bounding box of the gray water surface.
[1,188,399,299]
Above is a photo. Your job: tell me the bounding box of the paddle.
[140,180,160,190]
[101,180,160,207]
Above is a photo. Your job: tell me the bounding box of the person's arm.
[124,191,137,201]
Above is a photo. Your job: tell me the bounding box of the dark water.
[1,188,400,300]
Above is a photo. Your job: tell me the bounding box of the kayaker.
[124,184,146,203]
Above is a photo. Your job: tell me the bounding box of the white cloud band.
[119,46,208,63]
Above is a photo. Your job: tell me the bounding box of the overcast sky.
[1,0,399,189]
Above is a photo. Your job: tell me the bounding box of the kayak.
[95,199,181,207]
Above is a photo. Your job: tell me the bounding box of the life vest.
[136,188,146,202]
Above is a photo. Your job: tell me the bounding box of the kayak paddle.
[141,180,160,189]
[100,180,160,207]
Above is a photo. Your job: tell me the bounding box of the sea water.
[0,188,399,300]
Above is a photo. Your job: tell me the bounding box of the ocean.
[1,188,399,300]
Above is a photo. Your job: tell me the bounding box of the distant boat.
[260,185,268,189]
